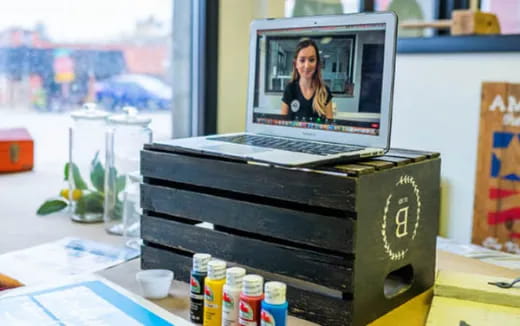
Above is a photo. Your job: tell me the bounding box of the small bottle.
[222,267,246,326]
[239,274,264,326]
[204,260,227,326]
[190,253,212,324]
[261,282,288,326]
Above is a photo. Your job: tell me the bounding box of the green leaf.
[65,162,88,190]
[37,199,68,215]
[91,151,100,167]
[75,192,104,216]
[64,162,70,180]
[90,161,105,192]
[109,199,123,221]
[116,175,126,193]
[106,166,126,194]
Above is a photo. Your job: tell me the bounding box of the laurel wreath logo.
[381,175,422,260]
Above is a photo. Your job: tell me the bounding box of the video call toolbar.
[255,117,379,135]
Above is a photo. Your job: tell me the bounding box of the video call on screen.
[252,23,385,136]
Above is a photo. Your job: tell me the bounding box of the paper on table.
[0,237,139,285]
[0,274,191,326]
[437,236,520,270]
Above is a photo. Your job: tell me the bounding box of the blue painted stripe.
[86,281,173,325]
[27,281,173,326]
[503,174,520,182]
[493,132,514,148]
[490,153,501,178]
[28,296,65,326]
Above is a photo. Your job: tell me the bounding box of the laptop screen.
[252,22,386,136]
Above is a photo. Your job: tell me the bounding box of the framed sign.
[472,82,520,254]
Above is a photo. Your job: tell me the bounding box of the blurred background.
[2,0,520,248]
[0,0,172,114]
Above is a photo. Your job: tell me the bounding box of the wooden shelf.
[397,34,520,53]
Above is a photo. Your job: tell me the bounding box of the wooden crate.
[140,144,441,325]
[472,82,520,253]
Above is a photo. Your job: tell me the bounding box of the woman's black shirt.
[281,80,332,121]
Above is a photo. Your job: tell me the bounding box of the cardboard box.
[0,128,34,173]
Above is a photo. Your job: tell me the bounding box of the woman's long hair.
[291,39,328,116]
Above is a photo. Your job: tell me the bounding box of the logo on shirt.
[290,99,300,112]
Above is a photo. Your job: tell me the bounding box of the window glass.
[285,0,359,17]
[374,0,437,37]
[0,1,172,139]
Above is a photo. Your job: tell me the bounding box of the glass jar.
[123,171,143,249]
[104,107,152,235]
[68,102,109,223]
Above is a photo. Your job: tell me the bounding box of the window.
[0,1,173,139]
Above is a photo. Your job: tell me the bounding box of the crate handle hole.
[383,264,414,299]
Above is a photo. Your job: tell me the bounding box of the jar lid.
[264,281,286,305]
[108,106,152,126]
[71,103,109,120]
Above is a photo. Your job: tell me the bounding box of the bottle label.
[223,320,238,326]
[239,320,258,326]
[190,293,204,300]
[261,309,275,326]
[190,275,201,293]
[190,298,204,323]
[204,284,214,302]
[239,301,253,320]
[223,291,235,311]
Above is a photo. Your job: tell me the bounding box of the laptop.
[160,12,398,167]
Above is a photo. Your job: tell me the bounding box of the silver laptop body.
[159,12,398,167]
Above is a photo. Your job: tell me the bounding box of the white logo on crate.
[381,175,422,261]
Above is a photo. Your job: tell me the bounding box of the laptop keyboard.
[208,135,360,156]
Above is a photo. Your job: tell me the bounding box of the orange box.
[0,128,34,173]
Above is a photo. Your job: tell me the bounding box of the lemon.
[60,188,69,199]
[60,188,83,201]
[72,189,83,201]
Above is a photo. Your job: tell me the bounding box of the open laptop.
[159,12,397,167]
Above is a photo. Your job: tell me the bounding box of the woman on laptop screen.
[281,39,333,122]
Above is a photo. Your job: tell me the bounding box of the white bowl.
[136,269,174,299]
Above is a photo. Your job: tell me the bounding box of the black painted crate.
[140,144,440,326]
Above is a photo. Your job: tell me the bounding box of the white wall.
[391,52,520,243]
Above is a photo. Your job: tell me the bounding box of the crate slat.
[141,215,353,292]
[141,149,357,211]
[390,148,440,158]
[386,149,428,162]
[332,163,376,175]
[358,160,395,170]
[373,155,412,165]
[141,183,354,253]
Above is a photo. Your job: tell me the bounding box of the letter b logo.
[395,206,409,238]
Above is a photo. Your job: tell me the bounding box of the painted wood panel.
[472,82,520,253]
